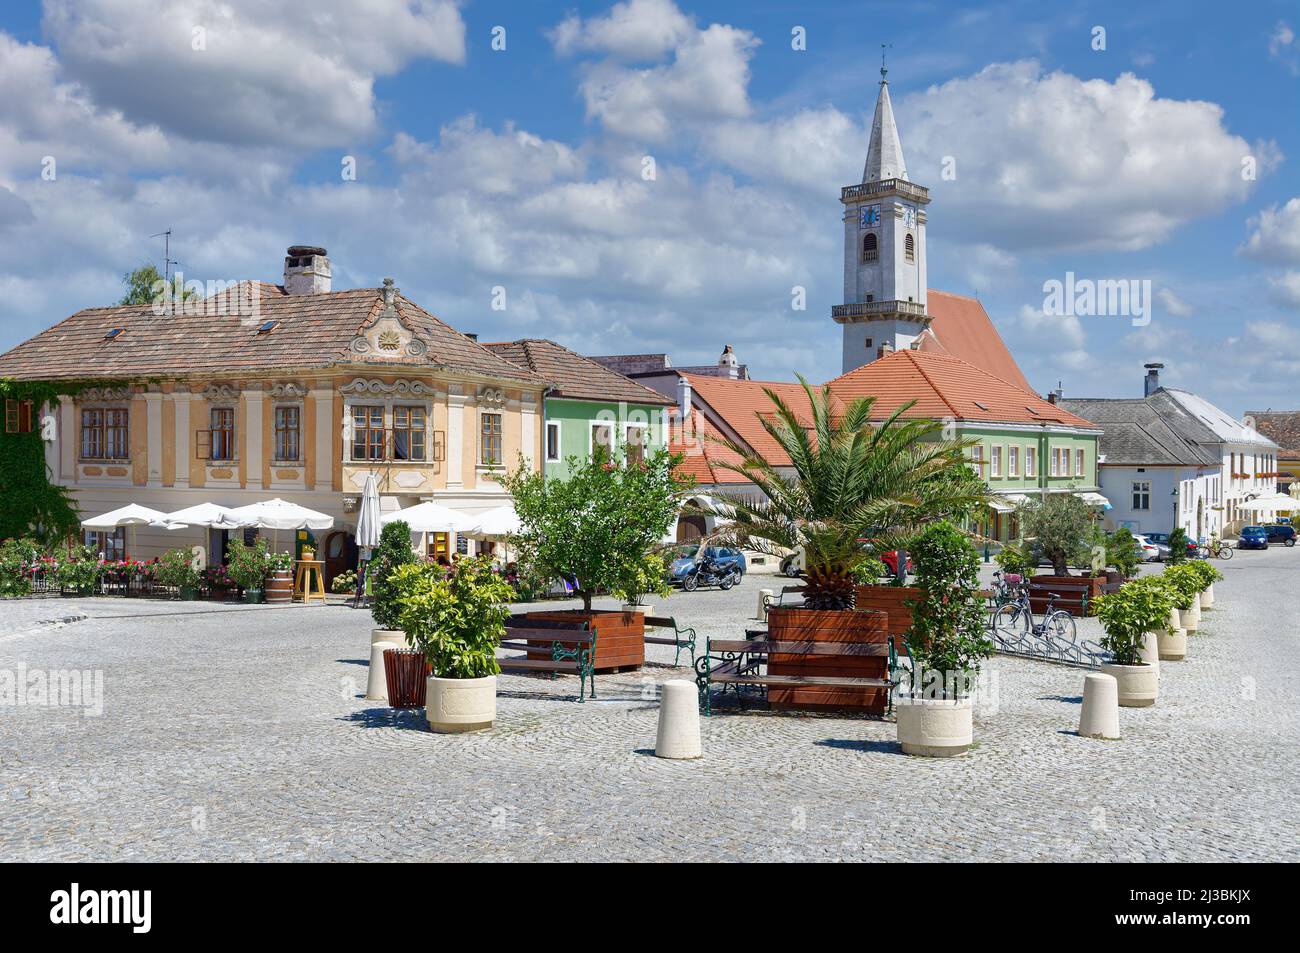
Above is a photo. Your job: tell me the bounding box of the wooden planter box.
[767,607,890,714]
[854,584,924,649]
[525,609,645,672]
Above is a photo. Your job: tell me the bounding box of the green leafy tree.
[707,376,988,610]
[370,520,417,630]
[502,446,689,613]
[1018,492,1095,576]
[904,520,993,699]
[993,540,1035,577]
[1105,526,1140,578]
[392,557,514,678]
[118,264,197,307]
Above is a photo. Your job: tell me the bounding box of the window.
[274,406,300,462]
[990,445,1003,478]
[210,407,235,461]
[84,528,125,561]
[80,407,129,460]
[5,399,34,434]
[1008,445,1019,477]
[591,422,613,461]
[861,232,878,262]
[1132,480,1151,511]
[392,406,426,461]
[1075,448,1085,477]
[1050,447,1059,477]
[904,233,915,263]
[1025,446,1036,477]
[352,405,385,461]
[545,422,560,462]
[480,412,503,466]
[626,425,648,467]
[970,445,985,478]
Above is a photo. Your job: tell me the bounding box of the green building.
[485,339,674,479]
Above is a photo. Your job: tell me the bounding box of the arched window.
[904,233,915,263]
[861,232,878,262]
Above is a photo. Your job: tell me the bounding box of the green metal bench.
[694,633,899,716]
[643,615,697,667]
[761,585,804,614]
[498,618,597,703]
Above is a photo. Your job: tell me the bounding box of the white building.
[1061,364,1279,541]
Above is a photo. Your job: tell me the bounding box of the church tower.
[834,64,931,374]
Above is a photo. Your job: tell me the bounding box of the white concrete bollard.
[1139,630,1161,676]
[756,588,773,622]
[1078,672,1120,740]
[655,679,702,759]
[366,640,399,701]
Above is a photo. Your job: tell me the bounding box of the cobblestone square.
[2,552,1297,862]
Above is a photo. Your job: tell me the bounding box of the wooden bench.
[643,616,697,667]
[1027,577,1119,617]
[761,585,804,613]
[497,617,597,702]
[695,634,899,716]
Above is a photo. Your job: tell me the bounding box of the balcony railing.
[841,178,930,204]
[832,300,931,322]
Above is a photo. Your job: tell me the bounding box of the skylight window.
[256,320,278,334]
[104,328,123,340]
[973,401,990,411]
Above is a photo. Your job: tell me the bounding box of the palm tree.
[706,376,990,610]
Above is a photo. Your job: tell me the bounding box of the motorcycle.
[682,558,741,592]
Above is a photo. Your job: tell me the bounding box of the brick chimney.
[1144,362,1163,397]
[283,245,331,294]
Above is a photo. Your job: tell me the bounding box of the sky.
[1,0,1298,416]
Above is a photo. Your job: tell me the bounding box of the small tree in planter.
[154,547,200,599]
[1105,526,1141,579]
[370,519,416,639]
[226,538,270,603]
[611,550,672,612]
[502,446,688,671]
[392,557,514,732]
[54,544,100,595]
[1166,527,1190,564]
[897,521,992,756]
[1018,492,1094,577]
[1094,578,1175,706]
[1161,562,1204,631]
[1185,560,1222,610]
[993,540,1035,579]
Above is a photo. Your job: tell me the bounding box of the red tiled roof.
[682,374,813,468]
[0,284,543,384]
[827,349,1099,429]
[920,290,1031,392]
[484,339,673,406]
[668,414,754,485]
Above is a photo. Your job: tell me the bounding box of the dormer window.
[861,232,878,262]
[904,233,915,263]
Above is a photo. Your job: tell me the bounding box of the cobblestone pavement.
[2,552,1296,862]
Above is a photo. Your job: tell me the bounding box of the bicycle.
[990,586,1077,647]
[1196,539,1233,560]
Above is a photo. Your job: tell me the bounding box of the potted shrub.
[1188,560,1222,610]
[503,446,688,671]
[1129,575,1186,661]
[54,544,99,596]
[613,551,672,615]
[1094,580,1171,707]
[154,547,200,600]
[393,557,513,732]
[709,378,987,712]
[369,520,416,646]
[1105,526,1140,581]
[1162,563,1202,631]
[0,537,40,597]
[897,521,993,756]
[226,537,270,604]
[993,540,1035,581]
[1166,527,1190,564]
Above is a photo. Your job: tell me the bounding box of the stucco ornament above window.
[349,277,429,358]
[479,387,507,408]
[340,378,434,397]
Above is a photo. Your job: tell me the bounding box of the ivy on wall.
[0,377,146,545]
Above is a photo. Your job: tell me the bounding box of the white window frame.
[1132,480,1151,511]
[544,421,561,462]
[990,445,1003,479]
[1075,447,1085,478]
[1008,445,1019,478]
[624,422,650,466]
[1025,446,1036,477]
[970,445,985,479]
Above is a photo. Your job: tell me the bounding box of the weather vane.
[881,43,891,81]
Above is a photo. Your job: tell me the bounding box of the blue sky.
[1,0,1298,414]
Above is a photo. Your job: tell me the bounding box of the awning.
[1077,492,1112,510]
[988,498,1016,513]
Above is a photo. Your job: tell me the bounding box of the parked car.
[879,550,914,577]
[1263,524,1297,547]
[1238,526,1270,550]
[669,545,747,584]
[1133,534,1162,562]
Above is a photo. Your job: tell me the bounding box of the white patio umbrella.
[381,501,478,534]
[354,475,383,607]
[466,504,521,538]
[81,504,178,558]
[228,498,334,531]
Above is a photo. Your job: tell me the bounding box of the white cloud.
[551,0,693,59]
[1014,303,1090,370]
[1155,287,1193,317]
[41,0,466,148]
[704,108,860,192]
[1269,21,1298,74]
[390,118,586,196]
[1268,271,1300,308]
[1242,198,1300,265]
[901,61,1279,252]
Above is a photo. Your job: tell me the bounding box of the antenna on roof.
[149,229,177,289]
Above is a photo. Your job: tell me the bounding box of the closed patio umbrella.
[354,475,382,608]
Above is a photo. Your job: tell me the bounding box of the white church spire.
[862,64,908,183]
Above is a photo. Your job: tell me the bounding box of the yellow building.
[0,249,545,585]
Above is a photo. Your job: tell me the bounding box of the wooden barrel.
[264,569,293,604]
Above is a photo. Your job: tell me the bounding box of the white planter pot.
[1100,662,1158,708]
[1156,627,1187,661]
[372,628,406,648]
[426,675,496,733]
[895,697,973,758]
[1181,600,1201,632]
[1168,607,1181,632]
[1199,584,1214,610]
